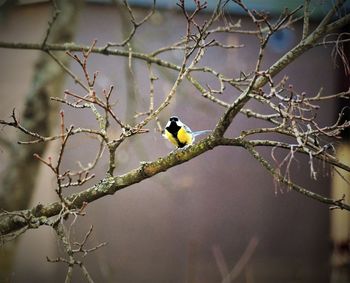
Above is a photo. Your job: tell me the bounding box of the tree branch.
[243,142,350,210]
[2,131,350,237]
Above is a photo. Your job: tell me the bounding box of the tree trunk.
[0,0,82,280]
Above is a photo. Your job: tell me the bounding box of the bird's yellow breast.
[177,127,192,145]
[164,129,179,147]
[163,127,193,148]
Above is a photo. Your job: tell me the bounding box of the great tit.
[162,116,211,148]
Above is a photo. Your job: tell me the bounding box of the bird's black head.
[166,116,181,134]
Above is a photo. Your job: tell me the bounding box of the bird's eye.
[170,116,178,122]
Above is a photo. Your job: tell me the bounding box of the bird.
[162,116,211,149]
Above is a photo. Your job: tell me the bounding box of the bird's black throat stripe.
[166,121,187,148]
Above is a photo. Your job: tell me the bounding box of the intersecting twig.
[104,0,156,48]
[48,222,105,283]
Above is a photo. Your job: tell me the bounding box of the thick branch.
[213,2,350,138]
[2,133,350,237]
[0,135,219,236]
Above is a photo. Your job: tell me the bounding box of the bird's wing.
[192,130,211,137]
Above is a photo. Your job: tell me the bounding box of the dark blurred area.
[337,26,350,141]
[0,1,348,282]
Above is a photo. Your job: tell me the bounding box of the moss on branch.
[0,135,219,236]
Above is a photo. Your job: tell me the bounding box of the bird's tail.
[192,130,212,137]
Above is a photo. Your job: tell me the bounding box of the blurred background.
[0,0,349,282]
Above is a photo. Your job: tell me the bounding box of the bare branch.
[243,142,350,210]
[41,0,61,48]
[104,0,156,48]
[302,0,311,40]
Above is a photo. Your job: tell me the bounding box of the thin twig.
[41,0,60,48]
